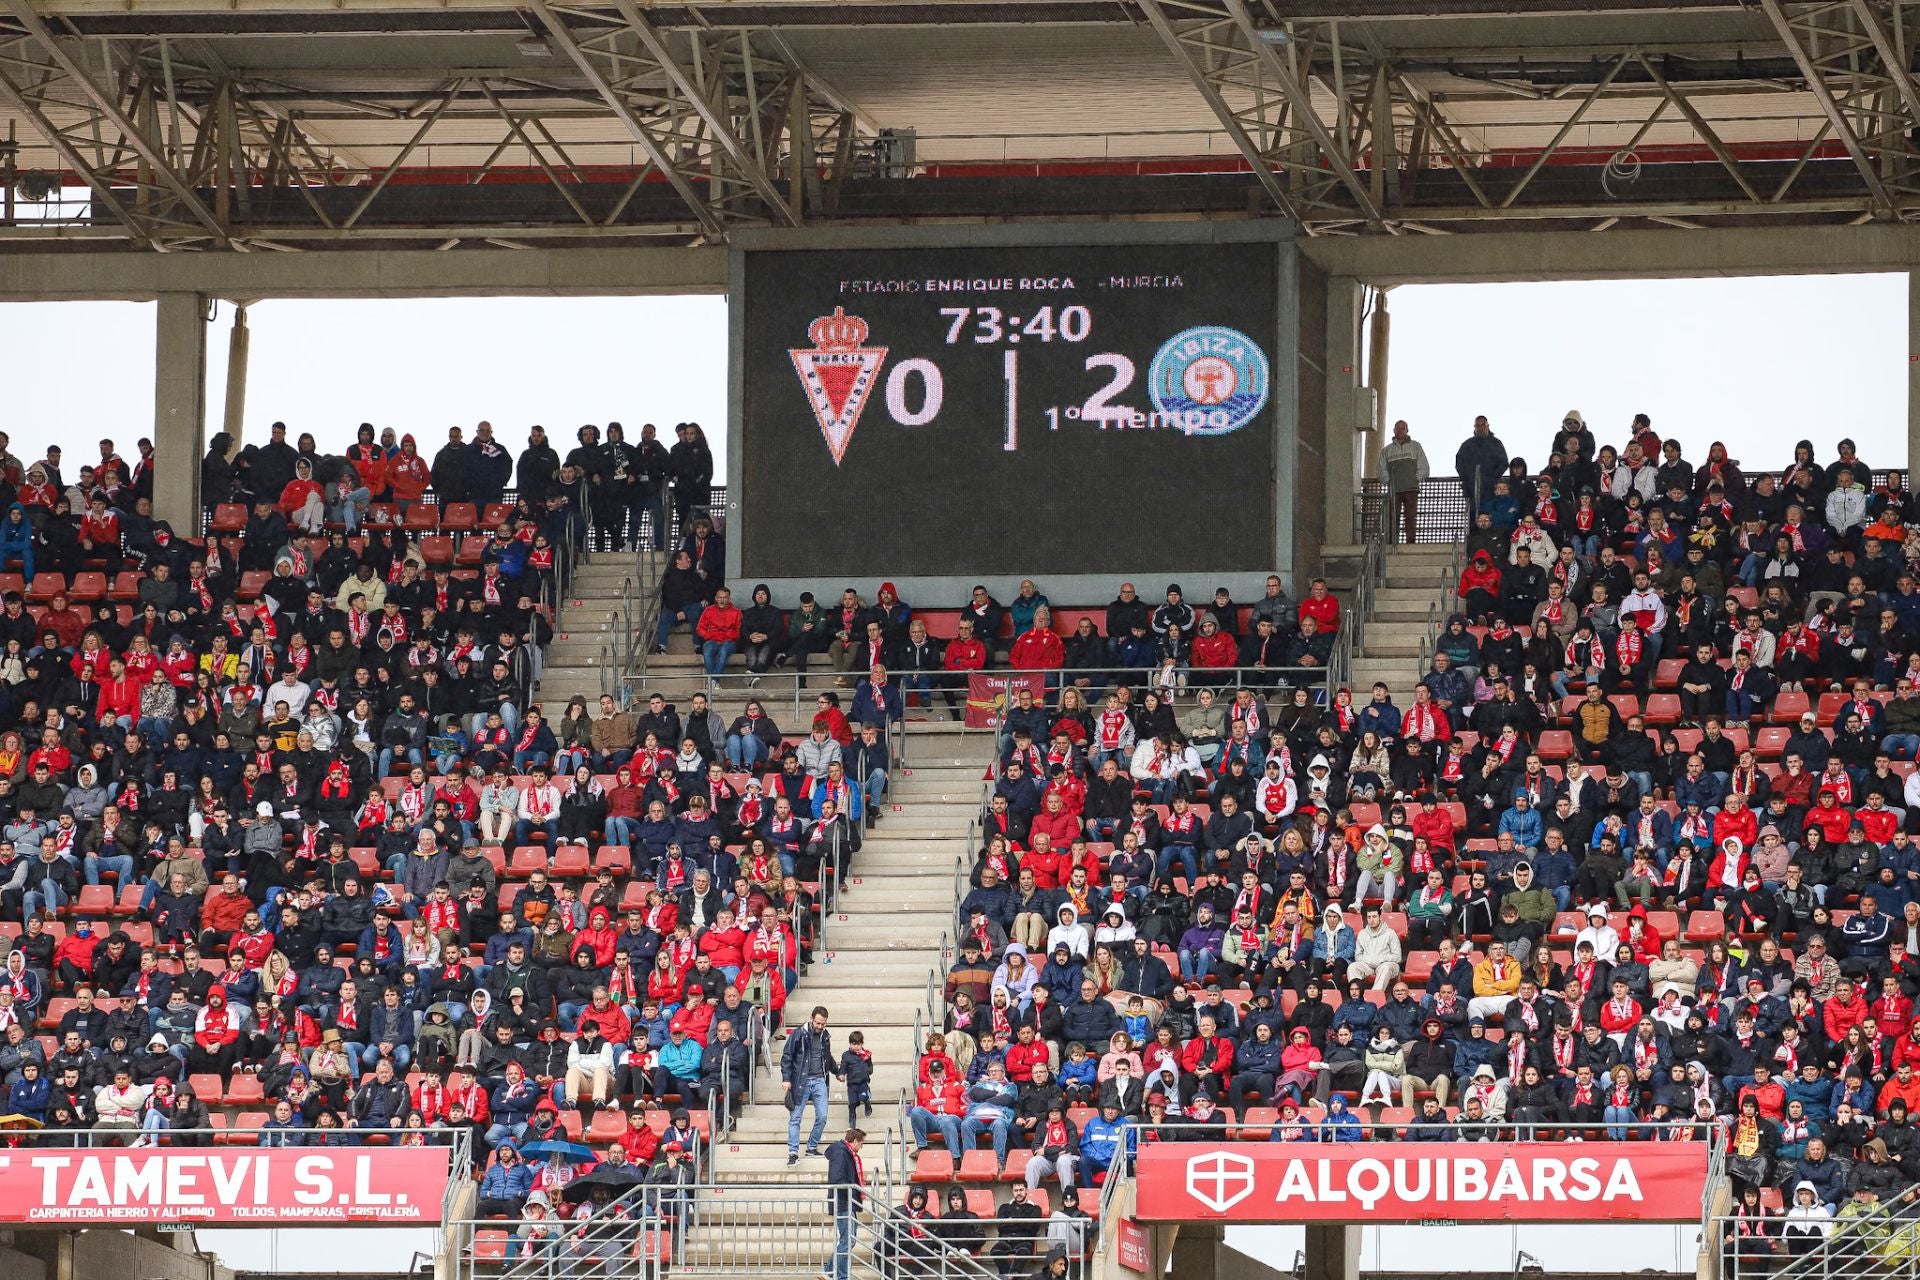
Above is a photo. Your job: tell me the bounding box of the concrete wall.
[6,1228,236,1280]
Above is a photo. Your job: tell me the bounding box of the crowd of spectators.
[0,419,902,1262]
[927,423,1920,1267]
[656,572,1344,704]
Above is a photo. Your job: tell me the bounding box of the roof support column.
[152,291,208,533]
[1910,270,1920,477]
[1323,274,1366,547]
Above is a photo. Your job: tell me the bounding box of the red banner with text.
[1134,1142,1708,1223]
[0,1146,451,1225]
[965,671,1048,729]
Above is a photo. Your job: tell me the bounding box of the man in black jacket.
[700,1019,751,1132]
[824,1128,866,1280]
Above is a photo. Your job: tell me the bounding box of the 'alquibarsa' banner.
[1135,1143,1709,1223]
[0,1146,450,1224]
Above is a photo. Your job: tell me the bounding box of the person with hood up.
[188,984,240,1078]
[1093,903,1135,948]
[1782,1180,1834,1255]
[1046,904,1089,961]
[386,434,431,509]
[1352,824,1402,910]
[0,503,32,583]
[1359,1024,1406,1107]
[1458,550,1502,623]
[278,458,325,534]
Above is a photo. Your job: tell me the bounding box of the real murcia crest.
[790,306,888,465]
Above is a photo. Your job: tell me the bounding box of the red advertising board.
[1116,1217,1153,1273]
[0,1146,450,1225]
[1134,1142,1708,1224]
[965,671,1047,729]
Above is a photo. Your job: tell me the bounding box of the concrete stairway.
[530,588,991,1193]
[1326,542,1456,706]
[528,550,661,711]
[712,726,985,1186]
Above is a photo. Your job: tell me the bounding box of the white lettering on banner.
[1271,1157,1645,1210]
[294,1156,331,1204]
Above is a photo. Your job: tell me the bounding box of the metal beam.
[0,0,226,240]
[608,0,795,226]
[0,60,160,247]
[1221,0,1389,227]
[1846,0,1920,140]
[1137,0,1310,225]
[1756,0,1899,215]
[525,0,723,237]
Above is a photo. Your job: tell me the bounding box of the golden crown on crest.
[807,306,869,351]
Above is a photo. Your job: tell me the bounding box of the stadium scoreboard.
[738,240,1283,578]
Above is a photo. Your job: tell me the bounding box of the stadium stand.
[11,419,1920,1274]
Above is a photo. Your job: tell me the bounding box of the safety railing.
[1719,1182,1920,1280]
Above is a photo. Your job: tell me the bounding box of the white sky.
[0,294,730,476]
[0,274,1901,487]
[1381,273,1909,474]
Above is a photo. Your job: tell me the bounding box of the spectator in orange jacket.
[1878,1060,1920,1117]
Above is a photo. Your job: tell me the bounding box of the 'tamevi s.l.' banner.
[0,1147,449,1224]
[1134,1143,1709,1223]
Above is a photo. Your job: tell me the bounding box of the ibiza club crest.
[789,306,888,466]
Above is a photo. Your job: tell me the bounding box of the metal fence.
[1717,1182,1920,1280]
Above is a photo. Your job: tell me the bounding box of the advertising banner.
[1134,1142,1708,1224]
[0,1146,450,1225]
[965,671,1048,729]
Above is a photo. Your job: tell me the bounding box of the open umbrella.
[560,1165,645,1202]
[519,1139,596,1164]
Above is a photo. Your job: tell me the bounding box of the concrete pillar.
[1302,1224,1360,1280]
[1322,275,1365,543]
[1364,289,1390,478]
[151,291,208,533]
[1171,1223,1224,1278]
[1909,270,1920,479]
[220,302,250,455]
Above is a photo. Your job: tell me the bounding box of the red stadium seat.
[208,503,247,534]
[595,846,632,875]
[1754,727,1792,760]
[418,535,455,567]
[957,1150,1002,1182]
[1654,659,1684,690]
[1684,910,1726,942]
[188,1073,224,1103]
[225,1074,265,1105]
[1643,694,1680,725]
[404,505,440,532]
[108,571,140,602]
[25,573,64,603]
[237,571,270,601]
[1770,691,1811,725]
[509,847,548,877]
[481,503,514,529]
[1535,730,1573,762]
[911,1150,954,1182]
[74,885,115,915]
[67,571,106,601]
[552,845,590,878]
[440,503,479,533]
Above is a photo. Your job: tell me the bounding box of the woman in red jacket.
[387,435,431,508]
[1457,551,1502,624]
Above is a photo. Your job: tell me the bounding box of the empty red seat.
[208,503,247,534]
[481,503,514,530]
[1770,691,1811,725]
[440,503,479,533]
[418,535,455,566]
[67,571,106,601]
[74,884,115,915]
[911,1150,954,1182]
[552,845,590,878]
[237,570,270,600]
[107,571,140,602]
[403,504,439,532]
[1535,730,1574,761]
[509,847,548,877]
[1643,694,1680,726]
[25,573,64,602]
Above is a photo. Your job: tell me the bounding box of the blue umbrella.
[519,1139,596,1163]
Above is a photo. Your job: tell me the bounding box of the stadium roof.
[0,0,1911,250]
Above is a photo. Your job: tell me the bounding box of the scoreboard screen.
[738,240,1281,578]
